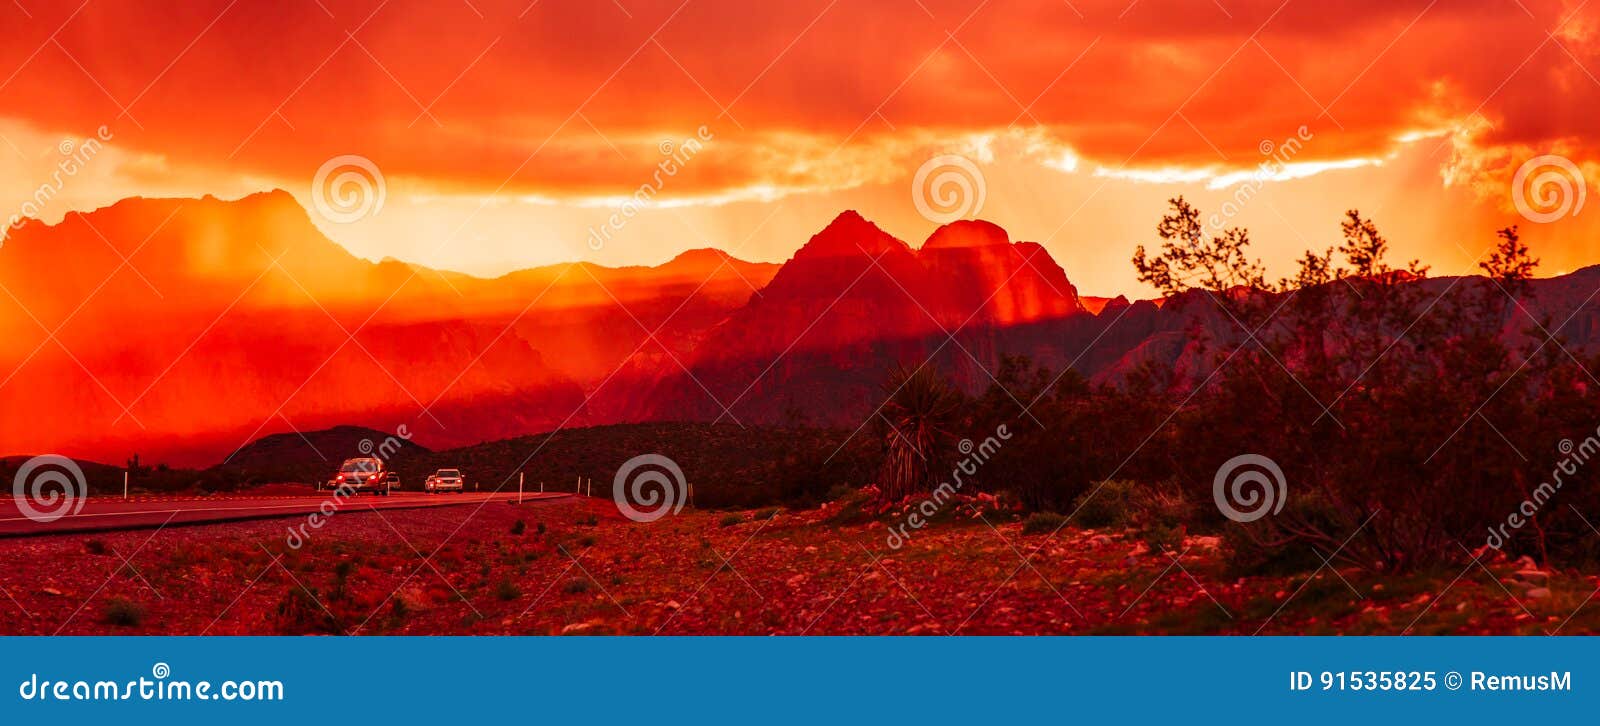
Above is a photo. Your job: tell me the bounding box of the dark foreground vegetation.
[870,198,1600,576]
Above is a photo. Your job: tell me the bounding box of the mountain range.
[4,190,1600,466]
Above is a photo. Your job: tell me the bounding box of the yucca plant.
[876,365,963,501]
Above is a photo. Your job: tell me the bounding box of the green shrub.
[102,597,146,627]
[1220,493,1342,576]
[1071,480,1139,529]
[1130,486,1193,554]
[273,586,340,635]
[1022,512,1067,535]
[1071,480,1193,553]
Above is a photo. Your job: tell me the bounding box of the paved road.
[0,491,573,537]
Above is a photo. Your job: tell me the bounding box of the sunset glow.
[3,0,1598,295]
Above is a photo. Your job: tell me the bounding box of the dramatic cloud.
[3,0,1598,294]
[1,0,1595,200]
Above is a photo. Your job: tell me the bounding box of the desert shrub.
[1139,524,1184,555]
[970,357,1172,513]
[719,514,744,527]
[494,579,522,601]
[1131,199,1587,571]
[330,560,356,602]
[198,473,240,493]
[1067,479,1192,553]
[102,597,146,627]
[510,520,526,535]
[84,539,108,555]
[1219,492,1347,576]
[561,579,591,595]
[1130,484,1194,554]
[1072,480,1139,529]
[273,586,339,634]
[1021,512,1066,535]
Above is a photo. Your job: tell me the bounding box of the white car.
[424,469,465,494]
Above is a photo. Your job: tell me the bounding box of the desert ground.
[1,493,1594,636]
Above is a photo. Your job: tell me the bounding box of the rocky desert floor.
[1,495,1595,635]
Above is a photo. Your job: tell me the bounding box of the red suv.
[329,457,392,496]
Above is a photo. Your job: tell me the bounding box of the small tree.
[1129,198,1574,571]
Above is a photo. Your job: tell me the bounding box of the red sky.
[2,0,1599,295]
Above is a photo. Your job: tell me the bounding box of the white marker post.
[518,472,524,504]
[123,470,128,500]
